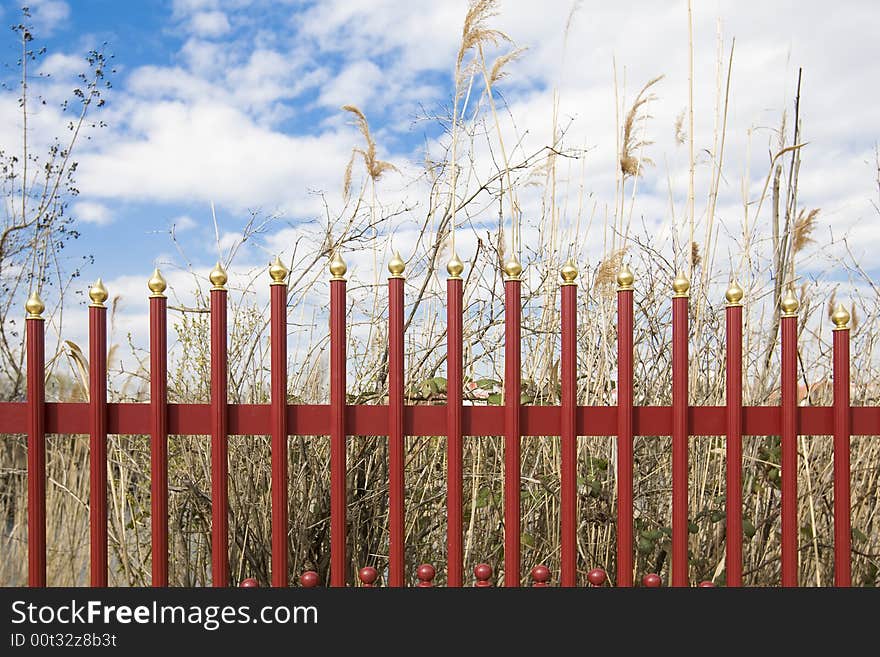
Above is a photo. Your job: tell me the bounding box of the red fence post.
[148,270,169,587]
[671,272,690,587]
[446,254,464,587]
[474,563,493,587]
[329,252,348,587]
[417,564,436,587]
[780,286,799,587]
[88,279,109,587]
[269,257,290,587]
[831,303,852,587]
[388,252,406,587]
[209,263,230,587]
[560,261,577,587]
[503,257,522,587]
[26,291,46,587]
[616,264,635,587]
[725,281,744,587]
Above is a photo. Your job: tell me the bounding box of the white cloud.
[190,11,231,38]
[27,0,70,36]
[72,201,113,226]
[171,215,198,232]
[317,60,383,110]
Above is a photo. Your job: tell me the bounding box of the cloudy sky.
[1,0,878,357]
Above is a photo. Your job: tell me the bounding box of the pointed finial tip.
[672,271,690,297]
[25,290,45,318]
[148,268,167,296]
[88,278,108,306]
[780,286,799,316]
[725,280,744,305]
[831,302,850,329]
[560,259,578,284]
[388,251,405,277]
[503,256,522,280]
[268,256,289,284]
[329,251,347,280]
[616,263,634,290]
[209,261,228,289]
[447,252,464,278]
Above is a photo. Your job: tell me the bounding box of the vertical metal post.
[269,257,289,587]
[388,252,405,587]
[560,261,578,587]
[831,303,852,587]
[780,287,799,587]
[503,257,522,587]
[88,280,109,587]
[148,270,169,587]
[446,254,464,587]
[725,281,744,587]
[329,252,348,587]
[26,291,46,587]
[671,272,690,587]
[616,265,635,587]
[209,263,229,587]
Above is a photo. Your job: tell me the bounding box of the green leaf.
[743,520,757,538]
[641,529,664,541]
[710,510,725,523]
[475,486,491,508]
[637,537,654,554]
[688,521,699,534]
[852,528,868,544]
[487,393,502,405]
[521,532,535,548]
[475,378,500,390]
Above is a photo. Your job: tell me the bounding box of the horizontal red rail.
[1,402,875,437]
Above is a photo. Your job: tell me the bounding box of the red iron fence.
[0,252,863,587]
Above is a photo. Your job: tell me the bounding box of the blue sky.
[1,0,878,359]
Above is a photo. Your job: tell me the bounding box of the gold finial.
[831,302,850,330]
[88,278,108,307]
[447,252,464,279]
[617,263,634,291]
[209,261,228,290]
[725,280,744,306]
[560,259,578,285]
[25,290,45,319]
[388,251,405,278]
[672,271,690,297]
[503,255,522,280]
[269,256,288,285]
[780,286,799,317]
[148,268,167,297]
[329,251,347,280]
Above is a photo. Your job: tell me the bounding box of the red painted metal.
[642,573,662,588]
[725,303,743,587]
[504,278,521,587]
[300,571,319,587]
[587,568,607,587]
[698,581,716,587]
[330,277,347,587]
[210,287,229,587]
[474,563,492,587]
[560,281,577,587]
[530,565,550,587]
[671,294,689,587]
[149,294,169,587]
[780,315,798,587]
[5,402,880,439]
[446,276,463,587]
[358,566,378,587]
[26,315,46,587]
[270,281,289,587]
[388,275,405,587]
[417,564,435,587]
[616,287,634,587]
[89,304,108,587]
[832,324,852,586]
[240,578,259,587]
